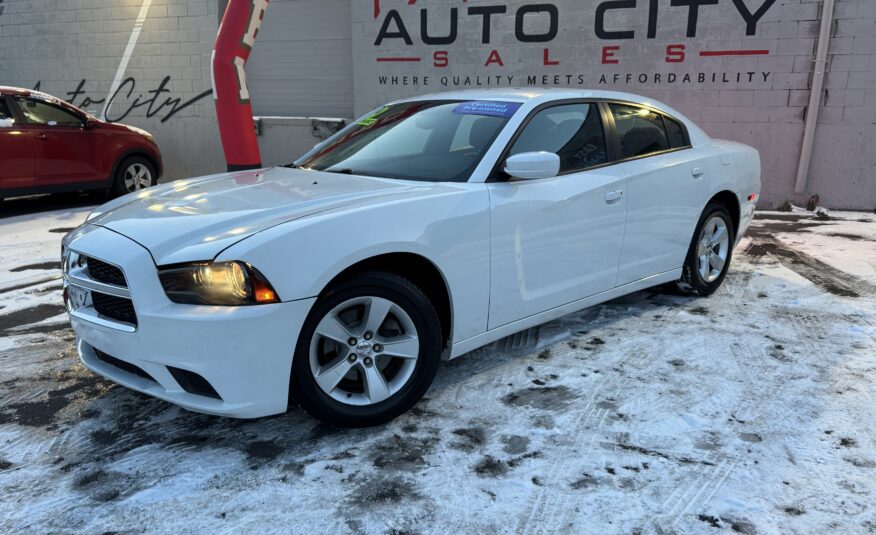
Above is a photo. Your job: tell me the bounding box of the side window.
[609,103,670,159]
[663,115,687,148]
[0,98,12,120]
[13,97,84,128]
[0,98,14,127]
[509,103,607,173]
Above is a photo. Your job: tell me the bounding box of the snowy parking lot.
[1,200,875,535]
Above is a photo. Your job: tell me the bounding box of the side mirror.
[504,152,561,180]
[84,119,98,130]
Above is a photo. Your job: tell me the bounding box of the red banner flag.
[212,0,268,171]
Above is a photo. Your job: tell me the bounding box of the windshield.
[296,100,519,182]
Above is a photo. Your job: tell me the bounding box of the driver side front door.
[13,96,106,187]
[487,102,628,329]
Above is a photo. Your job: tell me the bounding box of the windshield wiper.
[325,168,356,175]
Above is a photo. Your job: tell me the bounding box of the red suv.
[0,86,163,201]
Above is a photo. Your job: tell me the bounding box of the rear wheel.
[675,203,735,296]
[291,272,442,427]
[111,156,156,198]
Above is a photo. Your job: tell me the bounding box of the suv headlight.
[158,261,279,305]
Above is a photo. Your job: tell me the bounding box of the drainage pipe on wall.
[794,0,836,195]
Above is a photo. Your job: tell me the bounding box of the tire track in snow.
[517,348,652,535]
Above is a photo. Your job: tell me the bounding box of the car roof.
[393,87,664,107]
[0,85,92,116]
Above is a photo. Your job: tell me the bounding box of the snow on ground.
[1,204,875,535]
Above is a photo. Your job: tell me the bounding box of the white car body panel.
[616,147,712,285]
[216,181,492,343]
[63,88,761,418]
[486,166,628,329]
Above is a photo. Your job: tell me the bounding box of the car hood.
[88,167,421,265]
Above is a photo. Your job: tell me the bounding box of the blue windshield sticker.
[453,101,522,118]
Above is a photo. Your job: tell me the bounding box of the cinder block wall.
[0,0,324,180]
[353,0,876,210]
[0,0,227,180]
[2,0,874,209]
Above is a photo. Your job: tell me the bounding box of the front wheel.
[675,202,735,296]
[290,272,442,427]
[111,156,157,198]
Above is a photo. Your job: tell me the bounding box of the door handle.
[691,167,704,178]
[604,190,624,204]
[35,133,48,141]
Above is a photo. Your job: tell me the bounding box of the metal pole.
[794,0,836,195]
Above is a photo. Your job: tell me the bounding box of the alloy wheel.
[124,163,153,192]
[697,215,730,283]
[309,296,420,406]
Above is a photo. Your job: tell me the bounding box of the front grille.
[86,257,127,287]
[92,292,138,325]
[94,348,156,383]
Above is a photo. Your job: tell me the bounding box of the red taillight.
[748,193,758,202]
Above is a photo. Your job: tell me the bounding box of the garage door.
[245,0,353,118]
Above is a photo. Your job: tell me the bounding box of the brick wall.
[353,0,876,210]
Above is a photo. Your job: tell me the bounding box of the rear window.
[609,103,670,159]
[663,115,687,148]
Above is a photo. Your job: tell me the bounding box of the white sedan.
[62,89,760,427]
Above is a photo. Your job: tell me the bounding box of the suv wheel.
[111,156,156,197]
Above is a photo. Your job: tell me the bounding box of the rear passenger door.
[608,103,710,286]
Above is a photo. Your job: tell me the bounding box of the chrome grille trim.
[66,273,130,298]
[69,307,137,333]
[64,249,138,332]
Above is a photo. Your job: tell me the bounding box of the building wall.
[1,0,874,209]
[0,0,227,180]
[248,0,354,118]
[0,0,333,182]
[352,0,876,209]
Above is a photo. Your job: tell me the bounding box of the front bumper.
[64,225,315,418]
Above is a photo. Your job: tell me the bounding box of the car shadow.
[0,192,102,219]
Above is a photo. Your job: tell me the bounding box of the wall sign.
[366,0,780,90]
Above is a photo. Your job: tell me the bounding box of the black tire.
[110,156,157,198]
[675,202,736,296]
[290,271,442,427]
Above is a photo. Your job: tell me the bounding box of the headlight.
[158,261,279,306]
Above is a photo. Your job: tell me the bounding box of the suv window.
[14,97,84,128]
[609,103,670,159]
[0,98,12,121]
[509,103,607,173]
